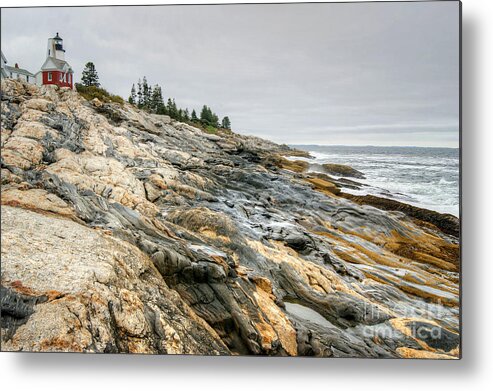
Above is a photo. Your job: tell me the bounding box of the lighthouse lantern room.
[36,33,74,89]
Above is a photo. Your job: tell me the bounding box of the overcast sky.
[1,2,460,147]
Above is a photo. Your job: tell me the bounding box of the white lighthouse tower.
[47,32,65,61]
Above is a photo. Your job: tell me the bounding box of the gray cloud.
[1,2,460,147]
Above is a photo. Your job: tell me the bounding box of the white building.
[5,63,35,84]
[1,50,35,84]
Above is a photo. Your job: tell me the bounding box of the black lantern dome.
[53,33,65,52]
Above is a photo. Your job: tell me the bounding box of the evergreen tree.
[172,99,178,116]
[81,62,100,87]
[167,98,173,116]
[200,105,212,125]
[142,77,150,109]
[170,99,178,118]
[166,98,176,118]
[184,108,190,122]
[191,109,198,122]
[129,84,136,104]
[211,112,219,128]
[147,85,153,109]
[137,79,143,108]
[158,95,167,115]
[221,116,231,130]
[200,105,219,127]
[150,85,162,113]
[153,85,166,114]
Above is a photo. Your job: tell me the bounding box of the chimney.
[15,63,19,68]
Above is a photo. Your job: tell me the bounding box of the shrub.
[75,83,125,105]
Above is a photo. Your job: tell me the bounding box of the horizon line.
[289,143,460,149]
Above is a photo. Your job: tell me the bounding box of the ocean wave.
[439,177,456,185]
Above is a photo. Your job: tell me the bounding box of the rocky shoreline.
[0,80,460,358]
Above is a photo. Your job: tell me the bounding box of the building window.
[48,72,52,81]
[59,73,63,81]
[26,76,29,82]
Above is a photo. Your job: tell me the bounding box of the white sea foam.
[294,145,459,217]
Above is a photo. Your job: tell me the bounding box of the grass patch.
[205,125,217,134]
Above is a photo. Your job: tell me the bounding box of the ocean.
[292,145,460,217]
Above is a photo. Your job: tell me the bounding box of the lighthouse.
[35,33,74,89]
